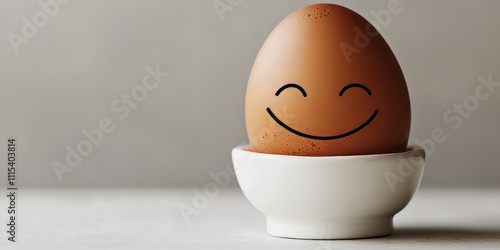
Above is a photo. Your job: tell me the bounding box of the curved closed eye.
[275,83,307,97]
[339,83,372,96]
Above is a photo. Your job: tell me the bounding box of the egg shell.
[245,4,411,156]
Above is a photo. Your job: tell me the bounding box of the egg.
[245,4,411,156]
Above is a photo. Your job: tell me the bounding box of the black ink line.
[339,83,372,96]
[275,83,307,97]
[266,108,378,140]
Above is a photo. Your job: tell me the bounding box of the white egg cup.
[232,145,425,239]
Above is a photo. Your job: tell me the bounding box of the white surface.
[0,188,499,249]
[232,145,425,239]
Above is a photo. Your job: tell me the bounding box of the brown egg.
[245,4,411,156]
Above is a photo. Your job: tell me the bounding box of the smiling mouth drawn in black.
[266,83,379,140]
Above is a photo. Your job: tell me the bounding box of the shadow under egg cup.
[231,145,425,240]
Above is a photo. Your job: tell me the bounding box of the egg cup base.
[267,216,392,239]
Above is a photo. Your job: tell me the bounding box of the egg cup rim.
[233,144,425,161]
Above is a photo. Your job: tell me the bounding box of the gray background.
[0,0,499,187]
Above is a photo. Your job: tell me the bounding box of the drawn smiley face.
[266,83,378,140]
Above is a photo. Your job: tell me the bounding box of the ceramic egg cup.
[232,145,425,240]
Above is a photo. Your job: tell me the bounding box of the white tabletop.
[1,187,499,249]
